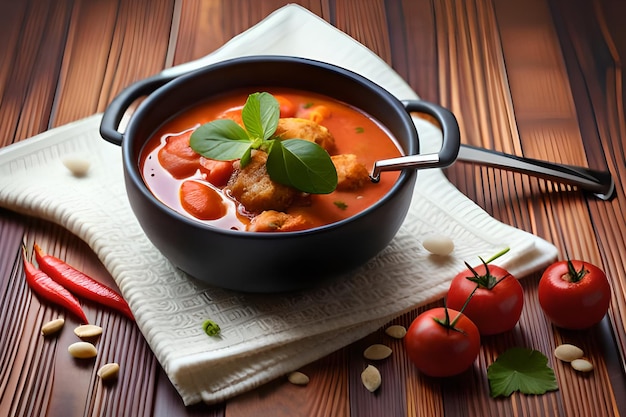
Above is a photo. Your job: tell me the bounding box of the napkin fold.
[0,4,557,405]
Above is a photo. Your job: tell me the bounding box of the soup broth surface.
[141,88,403,231]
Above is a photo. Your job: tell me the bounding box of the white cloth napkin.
[0,4,557,406]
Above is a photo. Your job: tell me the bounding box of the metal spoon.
[371,144,615,201]
[455,145,615,201]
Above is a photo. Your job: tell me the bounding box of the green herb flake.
[202,319,221,337]
[303,102,314,109]
[355,127,365,134]
[487,347,558,397]
[334,201,348,210]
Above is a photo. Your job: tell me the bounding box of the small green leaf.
[242,92,280,140]
[487,347,558,397]
[266,139,337,194]
[334,201,348,210]
[202,319,221,336]
[355,127,365,134]
[190,119,252,160]
[239,147,253,168]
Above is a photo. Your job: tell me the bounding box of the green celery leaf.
[190,119,252,161]
[266,139,337,194]
[242,92,280,140]
[487,347,558,397]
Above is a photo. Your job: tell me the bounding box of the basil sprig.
[189,92,338,194]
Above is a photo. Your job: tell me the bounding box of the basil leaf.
[239,147,253,168]
[242,92,280,140]
[266,139,337,194]
[190,119,252,161]
[188,92,337,195]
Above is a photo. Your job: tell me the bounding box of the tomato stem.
[452,284,479,326]
[566,259,588,283]
[464,249,511,290]
[434,304,467,335]
[483,247,510,264]
[436,286,477,332]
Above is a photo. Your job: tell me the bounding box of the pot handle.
[99,73,175,146]
[370,100,461,181]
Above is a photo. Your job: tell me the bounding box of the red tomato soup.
[140,89,403,232]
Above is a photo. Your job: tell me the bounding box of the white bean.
[554,344,584,362]
[422,235,454,256]
[41,318,65,336]
[68,341,97,359]
[361,365,381,392]
[62,156,91,177]
[287,371,310,386]
[97,363,120,381]
[385,325,407,339]
[74,324,103,339]
[571,358,593,372]
[363,344,392,360]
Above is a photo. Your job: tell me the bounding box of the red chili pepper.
[34,244,134,321]
[23,249,89,323]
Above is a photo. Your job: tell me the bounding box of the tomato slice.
[199,158,234,187]
[179,180,227,220]
[274,95,296,118]
[158,131,200,179]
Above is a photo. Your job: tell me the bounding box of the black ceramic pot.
[100,56,460,292]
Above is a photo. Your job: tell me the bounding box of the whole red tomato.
[446,263,523,335]
[538,260,611,330]
[405,307,481,377]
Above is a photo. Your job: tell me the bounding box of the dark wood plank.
[53,0,175,126]
[223,351,349,417]
[172,0,327,66]
[0,0,73,143]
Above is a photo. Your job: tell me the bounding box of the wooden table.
[1,1,625,416]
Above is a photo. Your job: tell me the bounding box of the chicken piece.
[248,210,310,232]
[227,151,298,213]
[331,154,370,191]
[274,118,336,152]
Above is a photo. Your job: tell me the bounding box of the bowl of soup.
[100,56,460,292]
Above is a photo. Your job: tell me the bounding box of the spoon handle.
[457,145,615,200]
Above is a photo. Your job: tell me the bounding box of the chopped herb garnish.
[334,201,348,210]
[190,92,337,194]
[202,319,221,336]
[487,347,558,397]
[303,102,314,109]
[355,127,365,134]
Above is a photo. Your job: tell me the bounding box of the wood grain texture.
[0,0,625,416]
